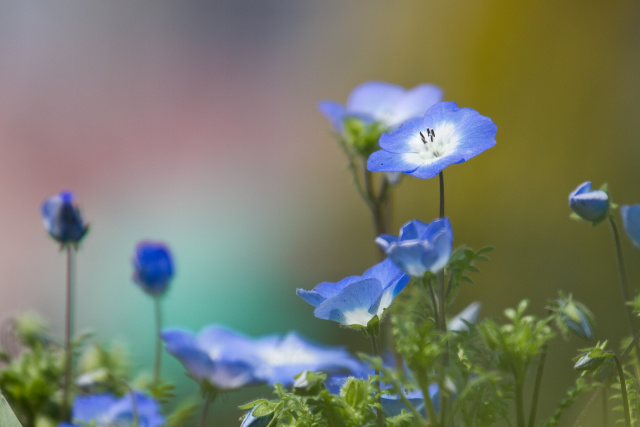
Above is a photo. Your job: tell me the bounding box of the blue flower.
[41,191,89,245]
[161,325,260,391]
[569,181,609,223]
[381,385,439,418]
[132,241,174,296]
[319,81,443,133]
[297,258,410,328]
[367,102,497,178]
[621,205,640,248]
[376,218,453,277]
[60,392,164,427]
[251,332,360,386]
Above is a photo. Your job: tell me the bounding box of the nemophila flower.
[297,258,410,329]
[381,385,438,418]
[132,241,174,296]
[319,81,443,134]
[367,102,497,179]
[376,218,453,277]
[251,332,360,386]
[569,181,610,223]
[59,392,164,427]
[621,205,640,248]
[161,325,260,391]
[41,191,89,245]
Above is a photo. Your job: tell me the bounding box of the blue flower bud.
[40,191,88,246]
[621,204,640,249]
[569,181,609,223]
[132,241,174,296]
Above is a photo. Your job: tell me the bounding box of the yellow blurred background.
[0,1,639,425]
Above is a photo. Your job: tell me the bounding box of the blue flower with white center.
[132,241,174,296]
[319,81,443,133]
[367,102,497,179]
[296,258,410,328]
[621,205,640,248]
[569,181,610,223]
[161,325,261,391]
[376,218,453,278]
[251,332,361,386]
[41,191,89,246]
[59,392,164,427]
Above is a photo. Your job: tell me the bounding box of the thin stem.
[614,355,632,427]
[527,343,548,427]
[417,376,439,426]
[371,335,384,427]
[602,384,608,427]
[199,391,218,427]
[572,328,640,427]
[60,246,75,422]
[515,377,525,427]
[609,218,637,334]
[439,172,445,219]
[153,296,162,385]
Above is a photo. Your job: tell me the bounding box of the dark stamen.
[420,131,428,145]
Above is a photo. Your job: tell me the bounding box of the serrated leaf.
[253,402,277,417]
[238,399,269,410]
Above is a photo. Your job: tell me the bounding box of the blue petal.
[347,81,406,120]
[104,392,165,427]
[569,181,592,198]
[375,234,398,252]
[372,273,410,318]
[387,241,430,277]
[161,328,197,353]
[569,182,609,222]
[449,302,481,332]
[391,84,443,128]
[398,219,431,241]
[622,205,640,249]
[376,118,424,154]
[314,279,383,326]
[318,100,347,132]
[408,153,466,179]
[132,241,174,296]
[367,149,422,174]
[296,289,326,307]
[72,394,118,422]
[361,258,405,288]
[241,406,275,427]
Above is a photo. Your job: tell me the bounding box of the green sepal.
[342,118,388,158]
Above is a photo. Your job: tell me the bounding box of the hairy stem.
[371,335,384,427]
[528,343,548,427]
[614,355,632,427]
[153,296,162,385]
[60,246,75,422]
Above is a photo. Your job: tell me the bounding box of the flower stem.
[417,376,439,426]
[199,391,218,427]
[614,355,632,427]
[515,377,525,427]
[153,296,162,385]
[439,172,445,219]
[602,384,608,427]
[527,342,548,427]
[60,245,75,422]
[608,217,640,362]
[371,335,384,427]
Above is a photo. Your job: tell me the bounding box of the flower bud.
[132,241,174,296]
[40,191,89,246]
[569,181,609,223]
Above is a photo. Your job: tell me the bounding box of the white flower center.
[260,345,317,366]
[412,122,459,161]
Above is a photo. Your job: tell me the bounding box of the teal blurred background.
[0,1,639,425]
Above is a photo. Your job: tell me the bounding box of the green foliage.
[165,397,199,427]
[340,118,388,158]
[0,392,23,427]
[444,246,493,304]
[542,377,598,427]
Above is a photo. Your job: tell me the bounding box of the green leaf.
[0,392,23,427]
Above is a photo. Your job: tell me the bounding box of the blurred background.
[0,1,639,425]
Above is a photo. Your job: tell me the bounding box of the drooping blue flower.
[569,181,609,223]
[132,241,174,296]
[41,191,89,245]
[621,205,640,248]
[161,325,260,391]
[319,81,443,133]
[296,258,410,328]
[376,218,453,277]
[60,392,164,427]
[367,102,497,179]
[251,332,361,386]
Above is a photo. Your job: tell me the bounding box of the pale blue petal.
[387,241,430,277]
[398,219,430,241]
[72,394,118,422]
[372,273,410,318]
[361,258,404,287]
[570,181,592,198]
[375,234,398,252]
[377,118,424,153]
[296,289,326,307]
[367,149,422,174]
[408,153,466,179]
[347,81,405,120]
[422,227,453,273]
[622,205,640,248]
[318,101,347,132]
[449,302,481,332]
[569,183,609,222]
[314,279,383,326]
[390,84,443,128]
[422,102,475,130]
